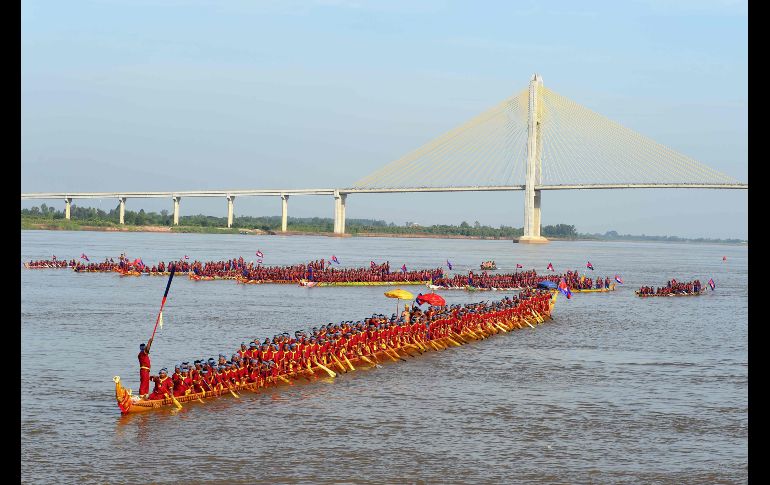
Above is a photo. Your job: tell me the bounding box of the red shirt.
[138,351,151,371]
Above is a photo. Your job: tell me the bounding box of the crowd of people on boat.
[637,279,702,296]
[24,258,74,269]
[561,270,613,290]
[138,289,554,400]
[430,269,558,290]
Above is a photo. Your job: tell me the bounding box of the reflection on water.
[21,231,747,484]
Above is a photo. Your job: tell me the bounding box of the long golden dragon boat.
[114,295,556,414]
[299,280,430,287]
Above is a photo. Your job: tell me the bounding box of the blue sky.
[21,0,748,238]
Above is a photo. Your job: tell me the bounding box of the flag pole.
[150,264,176,342]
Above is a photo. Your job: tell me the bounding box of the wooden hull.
[118,271,142,277]
[572,284,616,293]
[427,284,522,291]
[300,280,430,287]
[114,302,555,414]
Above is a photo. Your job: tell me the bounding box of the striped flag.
[447,260,452,270]
[401,264,407,273]
[547,262,554,271]
[80,253,89,261]
[615,274,623,284]
[256,250,264,258]
[371,261,376,269]
[184,255,189,260]
[331,255,340,264]
[708,278,715,290]
[516,264,523,269]
[558,278,572,299]
[586,261,594,271]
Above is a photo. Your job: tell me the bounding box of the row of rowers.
[142,289,553,400]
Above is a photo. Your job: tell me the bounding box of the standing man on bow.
[138,337,153,399]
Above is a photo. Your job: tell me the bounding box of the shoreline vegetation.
[21,203,747,244]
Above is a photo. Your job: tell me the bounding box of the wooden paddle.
[357,352,378,367]
[386,349,407,362]
[445,337,462,347]
[165,392,183,410]
[313,359,337,378]
[343,354,356,371]
[332,355,348,373]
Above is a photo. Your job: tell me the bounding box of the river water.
[20,230,747,484]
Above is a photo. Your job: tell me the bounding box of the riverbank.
[20,222,746,244]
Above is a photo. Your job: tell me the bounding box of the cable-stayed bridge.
[21,74,747,241]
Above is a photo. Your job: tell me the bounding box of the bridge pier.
[172,196,180,225]
[518,73,548,244]
[281,194,289,232]
[333,191,347,235]
[64,197,72,220]
[227,195,235,228]
[118,197,126,225]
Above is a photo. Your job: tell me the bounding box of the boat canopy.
[537,280,557,289]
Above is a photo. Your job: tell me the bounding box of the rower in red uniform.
[148,368,173,400]
[172,365,188,397]
[138,338,153,398]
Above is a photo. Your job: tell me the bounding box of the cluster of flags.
[447,260,452,270]
[256,250,263,264]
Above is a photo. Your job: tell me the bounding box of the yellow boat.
[299,280,430,287]
[572,283,616,293]
[114,296,556,414]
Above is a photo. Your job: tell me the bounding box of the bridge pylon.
[517,73,548,244]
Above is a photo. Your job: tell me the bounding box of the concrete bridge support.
[281,194,289,232]
[333,191,347,235]
[64,198,72,220]
[118,197,126,225]
[227,195,235,228]
[518,73,548,244]
[172,196,180,225]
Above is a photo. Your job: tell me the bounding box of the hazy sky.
[21,0,748,239]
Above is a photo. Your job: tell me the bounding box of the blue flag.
[447,260,452,270]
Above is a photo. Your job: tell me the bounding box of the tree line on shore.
[20,203,743,243]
